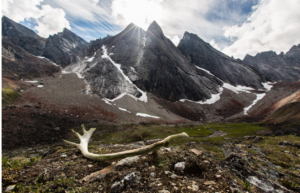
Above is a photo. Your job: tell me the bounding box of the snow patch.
[103,99,112,105]
[86,52,96,62]
[35,56,60,66]
[25,81,38,83]
[101,45,147,102]
[131,67,137,73]
[37,85,44,88]
[136,113,160,119]
[195,66,215,76]
[223,83,254,94]
[180,87,223,105]
[62,70,84,79]
[262,82,274,91]
[243,83,273,115]
[118,108,131,113]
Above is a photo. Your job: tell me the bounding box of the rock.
[216,175,221,178]
[5,185,16,192]
[190,149,203,156]
[54,127,60,131]
[87,165,93,168]
[252,136,263,142]
[209,131,227,138]
[111,181,123,193]
[192,184,199,191]
[158,190,170,193]
[170,174,178,179]
[111,172,141,193]
[164,171,171,175]
[174,162,186,171]
[60,154,67,158]
[115,156,140,169]
[204,181,216,185]
[279,141,293,146]
[274,130,284,136]
[203,160,210,164]
[150,172,155,177]
[247,176,293,193]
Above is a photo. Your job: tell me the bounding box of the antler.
[63,124,189,161]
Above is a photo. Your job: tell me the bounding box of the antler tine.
[71,129,82,142]
[81,124,87,134]
[62,139,79,148]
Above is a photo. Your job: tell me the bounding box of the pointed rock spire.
[147,21,164,38]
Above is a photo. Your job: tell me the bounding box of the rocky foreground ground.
[2,123,300,193]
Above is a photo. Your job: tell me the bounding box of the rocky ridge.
[243,45,300,82]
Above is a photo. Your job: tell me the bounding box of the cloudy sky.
[2,0,300,59]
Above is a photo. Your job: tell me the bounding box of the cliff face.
[177,32,263,89]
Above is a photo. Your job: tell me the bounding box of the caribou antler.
[63,124,189,161]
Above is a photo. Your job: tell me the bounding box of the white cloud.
[2,0,43,22]
[43,0,119,33]
[222,0,300,59]
[111,0,163,30]
[209,39,221,51]
[166,35,180,46]
[2,0,71,38]
[34,5,71,37]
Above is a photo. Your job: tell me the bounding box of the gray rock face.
[2,16,45,55]
[43,28,88,67]
[243,45,300,82]
[177,32,263,89]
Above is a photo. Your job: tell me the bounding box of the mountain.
[177,32,263,89]
[84,22,222,102]
[243,45,300,82]
[2,16,46,56]
[43,28,89,67]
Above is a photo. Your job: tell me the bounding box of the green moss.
[2,87,21,107]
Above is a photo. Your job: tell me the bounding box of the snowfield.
[136,113,160,119]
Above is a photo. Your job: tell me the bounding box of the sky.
[2,0,300,59]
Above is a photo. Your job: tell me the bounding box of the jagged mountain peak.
[146,21,164,37]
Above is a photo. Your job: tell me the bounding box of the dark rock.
[274,130,284,136]
[110,172,141,193]
[177,32,263,89]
